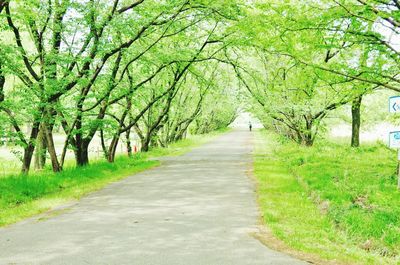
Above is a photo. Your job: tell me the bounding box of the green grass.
[0,159,21,177]
[147,128,230,158]
[0,130,227,227]
[254,130,400,264]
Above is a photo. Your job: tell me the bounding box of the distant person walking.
[249,121,252,132]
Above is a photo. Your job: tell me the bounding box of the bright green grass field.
[0,130,227,227]
[254,130,400,265]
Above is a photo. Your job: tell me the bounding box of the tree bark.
[351,95,362,148]
[100,129,109,159]
[141,134,151,152]
[75,142,89,166]
[34,125,47,170]
[107,136,119,163]
[74,109,90,166]
[21,124,40,173]
[302,117,314,147]
[303,134,314,146]
[43,122,61,172]
[0,62,4,102]
[126,129,132,157]
[22,146,36,173]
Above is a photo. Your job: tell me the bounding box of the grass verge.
[254,130,400,264]
[0,129,228,227]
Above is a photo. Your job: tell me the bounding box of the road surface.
[0,130,306,265]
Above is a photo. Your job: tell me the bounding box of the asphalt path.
[0,130,306,265]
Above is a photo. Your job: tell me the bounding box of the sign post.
[389,132,400,189]
[389,97,400,189]
[397,150,400,190]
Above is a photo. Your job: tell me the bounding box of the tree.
[229,0,395,146]
[0,0,242,172]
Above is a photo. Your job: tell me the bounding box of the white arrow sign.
[389,96,400,113]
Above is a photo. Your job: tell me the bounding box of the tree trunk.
[21,119,41,174]
[34,125,47,170]
[75,141,89,166]
[141,136,151,152]
[100,129,109,159]
[175,123,190,142]
[351,95,362,148]
[43,123,61,172]
[302,118,314,147]
[74,113,90,166]
[22,146,36,173]
[126,129,132,157]
[304,134,314,146]
[0,62,4,103]
[107,136,119,163]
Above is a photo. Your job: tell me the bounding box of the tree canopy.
[0,0,399,172]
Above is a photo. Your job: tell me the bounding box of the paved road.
[0,130,306,265]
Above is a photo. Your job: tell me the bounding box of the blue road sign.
[389,96,400,113]
[389,131,400,148]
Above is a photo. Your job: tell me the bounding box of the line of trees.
[0,0,240,173]
[2,0,398,174]
[229,0,400,147]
